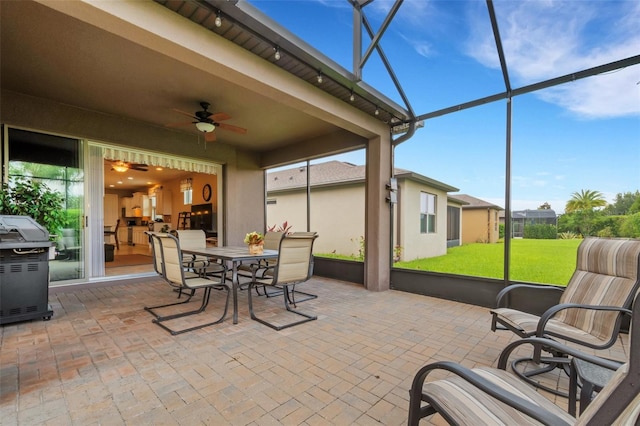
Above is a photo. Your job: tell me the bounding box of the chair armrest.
[497,336,623,372]
[252,263,276,281]
[536,303,632,338]
[409,360,572,426]
[495,283,564,308]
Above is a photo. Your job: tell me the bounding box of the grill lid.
[0,215,50,242]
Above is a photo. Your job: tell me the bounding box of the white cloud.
[466,0,640,118]
[398,33,435,58]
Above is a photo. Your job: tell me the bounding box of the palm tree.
[564,189,607,237]
[565,189,607,213]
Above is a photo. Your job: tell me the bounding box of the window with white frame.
[180,178,193,205]
[420,192,436,233]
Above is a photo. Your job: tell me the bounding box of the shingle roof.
[267,161,364,191]
[449,194,504,210]
[267,161,458,192]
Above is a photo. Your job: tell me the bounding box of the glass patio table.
[181,246,278,324]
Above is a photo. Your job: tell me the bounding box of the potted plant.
[244,231,264,254]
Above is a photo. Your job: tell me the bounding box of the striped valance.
[95,143,219,175]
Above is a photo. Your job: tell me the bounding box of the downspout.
[389,121,417,267]
[392,121,417,147]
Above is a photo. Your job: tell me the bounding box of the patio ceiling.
[3,1,636,158]
[0,0,407,156]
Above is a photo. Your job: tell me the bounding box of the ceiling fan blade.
[217,122,247,134]
[211,112,231,121]
[173,108,197,119]
[165,120,195,128]
[205,131,216,142]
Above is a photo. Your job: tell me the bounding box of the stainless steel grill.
[0,215,54,325]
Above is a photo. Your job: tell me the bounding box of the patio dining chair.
[408,293,640,426]
[490,237,640,395]
[175,229,212,271]
[146,231,196,301]
[248,232,318,330]
[237,231,284,291]
[145,233,230,335]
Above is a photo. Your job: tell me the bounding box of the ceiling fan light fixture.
[196,121,216,133]
[274,46,281,61]
[214,10,222,28]
[112,161,129,173]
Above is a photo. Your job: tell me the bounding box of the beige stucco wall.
[267,183,365,257]
[461,208,501,244]
[397,180,450,261]
[267,177,452,262]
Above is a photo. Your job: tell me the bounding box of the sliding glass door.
[3,127,85,281]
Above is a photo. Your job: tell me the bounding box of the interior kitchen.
[103,159,218,273]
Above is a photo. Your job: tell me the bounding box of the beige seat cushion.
[422,367,575,425]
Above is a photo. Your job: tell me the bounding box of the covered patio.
[0,278,628,424]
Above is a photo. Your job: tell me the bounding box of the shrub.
[0,176,66,237]
[597,226,616,238]
[593,215,625,237]
[619,213,640,238]
[523,224,557,239]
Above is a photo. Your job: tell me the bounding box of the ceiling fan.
[166,101,247,142]
[108,160,149,172]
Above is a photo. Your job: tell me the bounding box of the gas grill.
[0,215,54,325]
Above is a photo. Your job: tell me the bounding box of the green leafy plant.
[0,176,66,237]
[393,245,403,262]
[558,231,579,239]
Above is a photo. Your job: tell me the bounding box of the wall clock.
[202,183,212,202]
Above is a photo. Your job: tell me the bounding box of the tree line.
[558,189,640,238]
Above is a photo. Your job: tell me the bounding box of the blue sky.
[251,0,640,213]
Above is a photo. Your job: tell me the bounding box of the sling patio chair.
[247,232,318,330]
[237,231,284,292]
[408,292,640,426]
[145,231,197,302]
[490,237,640,395]
[240,231,319,303]
[144,233,229,335]
[175,229,213,271]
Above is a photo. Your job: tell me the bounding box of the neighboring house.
[449,194,504,244]
[511,209,557,238]
[266,161,459,261]
[447,196,468,248]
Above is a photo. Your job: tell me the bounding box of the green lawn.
[394,239,582,286]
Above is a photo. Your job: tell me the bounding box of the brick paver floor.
[0,276,628,425]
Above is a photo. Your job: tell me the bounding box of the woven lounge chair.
[490,237,640,394]
[408,293,640,425]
